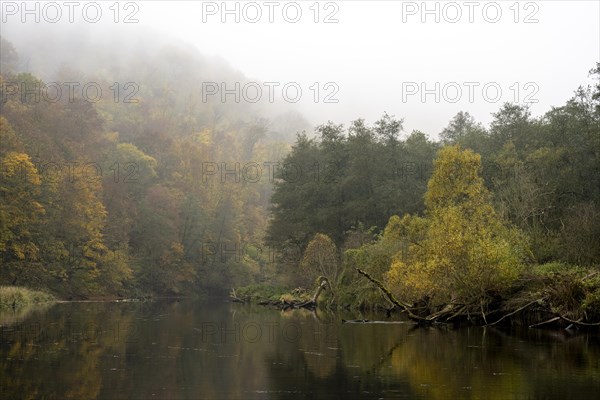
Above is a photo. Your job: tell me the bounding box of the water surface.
[1,300,599,399]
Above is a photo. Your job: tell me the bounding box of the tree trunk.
[297,277,331,310]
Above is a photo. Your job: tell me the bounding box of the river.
[1,299,599,399]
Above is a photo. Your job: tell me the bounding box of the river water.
[1,299,599,399]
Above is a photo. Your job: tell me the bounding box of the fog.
[1,0,599,137]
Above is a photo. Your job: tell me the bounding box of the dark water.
[1,300,599,399]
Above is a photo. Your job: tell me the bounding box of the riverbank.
[233,263,600,329]
[0,286,56,311]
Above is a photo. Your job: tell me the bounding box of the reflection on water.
[1,300,599,399]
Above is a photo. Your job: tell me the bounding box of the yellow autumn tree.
[0,152,45,258]
[387,145,527,307]
[0,118,45,284]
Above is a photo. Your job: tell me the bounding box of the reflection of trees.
[3,302,600,399]
[106,301,283,399]
[1,302,136,400]
[267,316,417,399]
[380,327,528,399]
[338,322,408,371]
[269,317,600,400]
[376,327,600,400]
[0,301,55,326]
[297,321,337,379]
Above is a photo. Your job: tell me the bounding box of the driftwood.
[529,316,561,328]
[526,314,600,329]
[229,288,249,303]
[558,315,600,327]
[295,277,331,310]
[231,277,332,310]
[485,298,546,327]
[341,319,413,324]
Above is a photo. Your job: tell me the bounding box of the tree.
[439,111,485,146]
[589,62,600,117]
[342,216,426,308]
[0,37,19,73]
[387,146,528,307]
[0,153,45,283]
[0,117,45,284]
[300,233,339,287]
[373,112,403,144]
[267,115,437,249]
[489,103,534,153]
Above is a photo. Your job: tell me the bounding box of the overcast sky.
[3,1,599,137]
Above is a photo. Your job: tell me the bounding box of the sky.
[2,0,599,138]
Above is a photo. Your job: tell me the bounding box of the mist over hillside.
[0,22,316,296]
[1,22,312,143]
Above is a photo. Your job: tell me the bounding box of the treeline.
[268,65,600,318]
[269,66,600,265]
[267,115,438,248]
[0,36,300,298]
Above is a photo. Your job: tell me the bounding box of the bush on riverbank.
[503,262,600,325]
[0,286,55,311]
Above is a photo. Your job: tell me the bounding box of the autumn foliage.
[386,145,528,307]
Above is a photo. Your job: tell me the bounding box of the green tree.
[0,37,19,73]
[268,115,437,249]
[439,111,485,145]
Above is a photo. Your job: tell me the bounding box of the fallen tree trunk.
[558,315,600,327]
[295,276,331,310]
[355,268,435,324]
[529,316,561,328]
[355,268,503,325]
[229,288,248,303]
[341,319,414,324]
[485,298,545,327]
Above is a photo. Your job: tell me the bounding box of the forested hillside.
[0,32,307,298]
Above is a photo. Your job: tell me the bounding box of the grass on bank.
[0,286,56,311]
[232,284,291,303]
